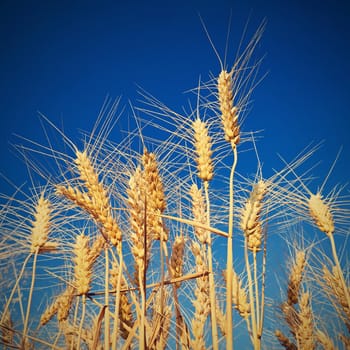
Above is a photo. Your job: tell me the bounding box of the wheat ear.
[192,118,214,182]
[73,233,92,295]
[190,241,210,350]
[30,193,57,253]
[189,184,209,244]
[296,292,315,350]
[218,69,240,146]
[128,166,149,286]
[308,193,334,236]
[275,330,297,350]
[170,235,185,288]
[287,250,306,305]
[142,150,167,242]
[241,180,267,253]
[57,150,122,248]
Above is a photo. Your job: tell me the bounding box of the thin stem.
[139,267,146,350]
[22,249,39,345]
[105,245,110,350]
[328,234,350,308]
[70,296,80,350]
[204,180,219,350]
[226,144,238,350]
[112,249,123,350]
[77,294,86,349]
[1,253,33,324]
[244,240,259,350]
[259,230,267,339]
[253,252,260,334]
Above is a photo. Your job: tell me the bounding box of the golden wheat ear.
[192,118,214,182]
[218,69,240,146]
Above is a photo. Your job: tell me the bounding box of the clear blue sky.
[0,0,349,191]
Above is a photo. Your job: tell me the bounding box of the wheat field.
[0,19,349,350]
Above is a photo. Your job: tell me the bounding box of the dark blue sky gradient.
[0,0,349,192]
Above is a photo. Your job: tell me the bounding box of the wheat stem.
[104,245,110,350]
[112,251,123,350]
[77,294,86,349]
[204,181,219,350]
[253,252,260,337]
[226,144,238,350]
[328,233,350,312]
[244,237,259,349]
[22,248,39,346]
[1,253,32,324]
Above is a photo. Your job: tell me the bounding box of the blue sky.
[0,0,349,193]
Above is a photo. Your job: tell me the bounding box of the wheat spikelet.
[190,241,210,349]
[142,150,167,242]
[275,330,297,350]
[40,299,58,326]
[287,250,306,305]
[57,286,75,322]
[192,118,214,182]
[189,184,209,244]
[119,292,134,340]
[30,193,56,253]
[216,303,226,336]
[89,235,105,264]
[316,329,336,350]
[223,269,250,319]
[170,235,185,288]
[217,70,240,145]
[308,193,334,236]
[296,292,315,350]
[109,260,120,290]
[240,180,267,252]
[280,302,299,337]
[73,233,92,295]
[232,270,251,319]
[128,166,150,285]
